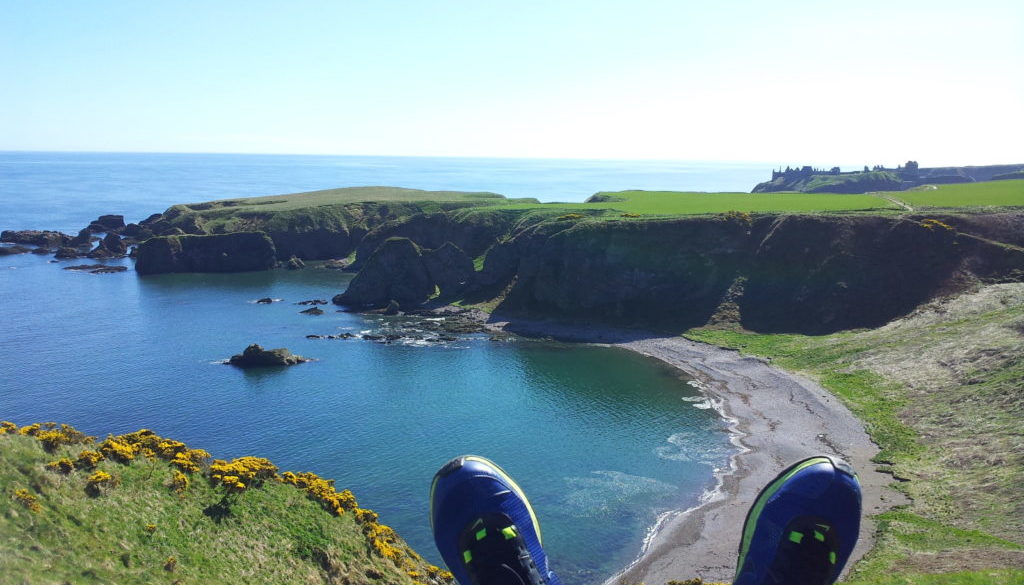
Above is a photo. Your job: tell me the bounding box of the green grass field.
[179,186,534,213]
[168,180,1024,226]
[892,180,1024,209]
[495,190,901,217]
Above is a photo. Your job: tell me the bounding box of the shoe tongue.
[766,516,840,585]
[459,514,546,585]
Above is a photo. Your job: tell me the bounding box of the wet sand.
[485,315,905,584]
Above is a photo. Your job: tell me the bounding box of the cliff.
[135,232,277,275]
[0,422,451,585]
[133,187,537,275]
[334,210,1024,334]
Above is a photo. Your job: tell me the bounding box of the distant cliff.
[752,163,1024,193]
[334,210,1024,334]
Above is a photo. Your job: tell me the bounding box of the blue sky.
[1,0,1021,165]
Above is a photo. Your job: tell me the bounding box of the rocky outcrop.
[228,344,308,367]
[0,245,30,255]
[91,215,126,233]
[135,232,277,275]
[284,256,305,270]
[87,233,128,259]
[1,230,71,248]
[333,238,477,309]
[333,238,434,309]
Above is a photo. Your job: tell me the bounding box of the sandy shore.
[483,314,906,584]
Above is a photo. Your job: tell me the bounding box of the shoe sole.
[430,455,544,545]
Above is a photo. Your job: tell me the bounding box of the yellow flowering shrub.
[13,488,41,512]
[17,423,41,436]
[34,423,90,452]
[98,435,139,463]
[164,556,177,572]
[920,218,954,232]
[280,471,360,515]
[75,450,104,470]
[145,524,157,534]
[209,456,278,492]
[0,421,18,434]
[46,458,75,474]
[85,470,118,496]
[170,448,210,473]
[170,470,189,495]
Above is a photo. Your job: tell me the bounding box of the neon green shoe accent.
[463,550,472,563]
[736,457,832,573]
[788,531,804,544]
[502,526,517,540]
[830,551,837,565]
[814,530,826,542]
[463,456,544,545]
[475,528,487,541]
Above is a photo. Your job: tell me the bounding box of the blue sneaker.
[430,455,562,585]
[734,456,862,585]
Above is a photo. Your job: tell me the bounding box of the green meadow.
[892,180,1024,209]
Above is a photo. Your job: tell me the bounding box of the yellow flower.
[13,488,41,513]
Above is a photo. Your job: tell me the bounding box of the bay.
[0,152,740,584]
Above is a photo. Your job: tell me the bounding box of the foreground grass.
[686,283,1024,583]
[0,425,449,585]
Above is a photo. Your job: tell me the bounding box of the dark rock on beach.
[1,230,71,248]
[228,344,309,368]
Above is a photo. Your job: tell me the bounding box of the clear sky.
[1,0,1021,166]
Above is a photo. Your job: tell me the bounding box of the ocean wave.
[561,470,675,518]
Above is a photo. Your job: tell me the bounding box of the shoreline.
[482,314,906,584]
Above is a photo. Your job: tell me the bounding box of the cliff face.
[335,212,1024,334]
[135,232,277,275]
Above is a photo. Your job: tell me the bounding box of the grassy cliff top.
[176,186,535,213]
[0,423,450,585]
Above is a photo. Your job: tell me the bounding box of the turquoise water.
[0,153,739,584]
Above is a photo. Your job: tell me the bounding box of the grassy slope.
[686,284,1024,584]
[0,427,449,585]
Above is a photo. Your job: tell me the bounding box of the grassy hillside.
[0,424,451,585]
[892,180,1024,210]
[686,283,1024,584]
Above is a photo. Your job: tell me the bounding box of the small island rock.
[228,344,309,367]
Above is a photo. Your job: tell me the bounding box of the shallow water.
[0,153,739,584]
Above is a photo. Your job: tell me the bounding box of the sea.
[0,152,763,584]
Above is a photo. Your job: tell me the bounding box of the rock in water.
[284,256,306,270]
[1,230,72,248]
[332,237,434,309]
[135,232,277,275]
[228,344,309,367]
[299,307,324,315]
